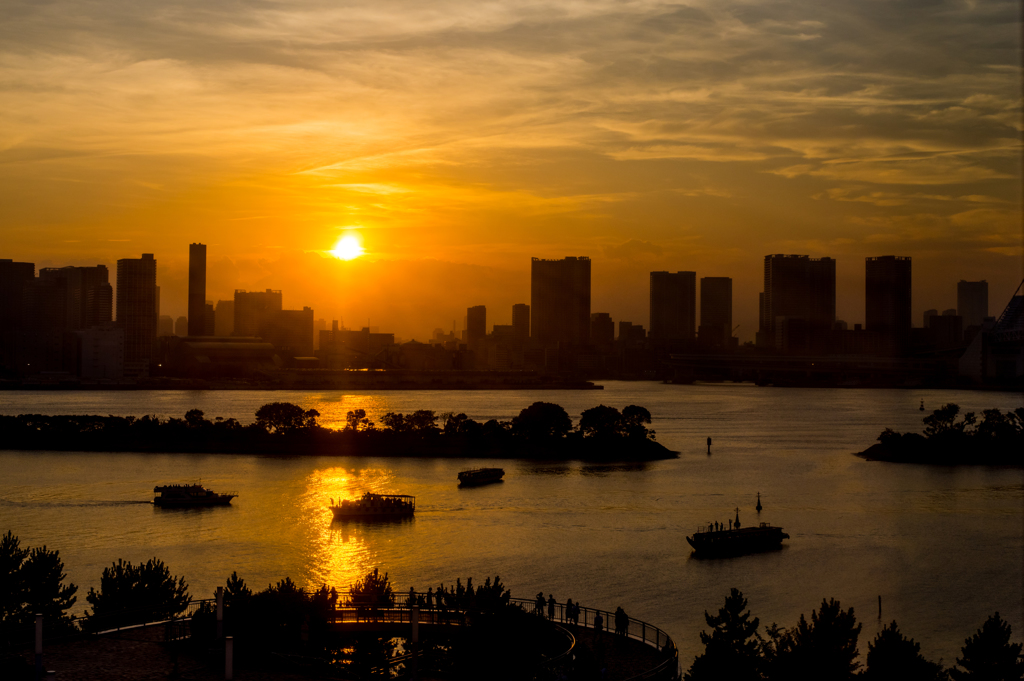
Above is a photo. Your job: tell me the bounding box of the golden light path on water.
[299,465,409,589]
[302,394,392,431]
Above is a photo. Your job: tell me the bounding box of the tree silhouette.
[511,402,572,441]
[86,558,190,628]
[764,598,861,681]
[254,402,320,433]
[0,532,78,633]
[864,621,947,681]
[684,588,761,681]
[950,612,1024,681]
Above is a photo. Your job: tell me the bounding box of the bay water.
[1,382,1021,668]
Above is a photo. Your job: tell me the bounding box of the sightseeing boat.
[330,493,415,519]
[153,483,237,507]
[457,468,505,487]
[686,509,789,557]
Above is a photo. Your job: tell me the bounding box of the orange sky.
[1,0,1021,341]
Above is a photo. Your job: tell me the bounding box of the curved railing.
[83,589,678,680]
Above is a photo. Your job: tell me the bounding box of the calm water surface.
[1,383,1021,667]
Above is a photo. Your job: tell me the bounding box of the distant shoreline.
[0,402,677,462]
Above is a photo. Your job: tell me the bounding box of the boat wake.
[0,499,153,508]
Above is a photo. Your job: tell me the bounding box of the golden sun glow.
[330,234,364,260]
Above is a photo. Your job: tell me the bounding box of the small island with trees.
[858,404,1023,466]
[0,401,677,462]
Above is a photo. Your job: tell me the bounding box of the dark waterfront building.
[512,303,530,340]
[214,300,234,336]
[466,305,486,346]
[175,316,188,336]
[262,307,315,358]
[531,256,591,346]
[649,271,696,343]
[158,315,174,337]
[38,265,112,330]
[590,312,614,347]
[957,280,988,328]
[930,310,963,349]
[923,309,938,328]
[699,277,732,348]
[233,289,283,337]
[188,243,208,336]
[116,254,158,377]
[0,260,35,374]
[760,254,835,351]
[865,256,912,356]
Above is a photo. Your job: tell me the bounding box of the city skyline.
[0,0,1020,342]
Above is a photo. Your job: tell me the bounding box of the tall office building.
[590,312,614,347]
[188,243,208,336]
[0,260,35,373]
[761,254,835,348]
[116,253,158,376]
[38,265,112,330]
[466,305,486,346]
[957,280,988,327]
[233,289,283,336]
[649,271,697,342]
[512,303,530,340]
[214,300,235,336]
[530,257,591,346]
[261,307,315,358]
[699,277,732,347]
[923,309,938,327]
[865,256,912,355]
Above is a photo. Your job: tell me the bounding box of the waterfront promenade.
[21,593,679,680]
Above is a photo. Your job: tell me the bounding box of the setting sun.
[330,234,364,260]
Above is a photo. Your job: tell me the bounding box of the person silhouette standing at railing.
[594,611,604,632]
[547,594,556,620]
[535,592,545,615]
[614,607,628,636]
[426,587,434,609]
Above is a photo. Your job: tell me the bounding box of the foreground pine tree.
[684,588,761,681]
[950,613,1024,681]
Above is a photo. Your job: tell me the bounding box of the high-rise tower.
[116,254,157,376]
[188,243,208,336]
[530,257,591,346]
[649,271,697,342]
[957,280,988,328]
[865,256,912,355]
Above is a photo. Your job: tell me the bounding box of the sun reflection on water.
[299,465,414,589]
[300,394,393,431]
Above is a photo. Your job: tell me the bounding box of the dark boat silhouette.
[686,508,788,557]
[329,493,415,519]
[457,467,505,487]
[153,483,237,508]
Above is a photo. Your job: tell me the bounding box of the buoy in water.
[919,399,925,411]
[756,492,763,513]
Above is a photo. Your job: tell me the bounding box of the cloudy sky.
[1,0,1020,339]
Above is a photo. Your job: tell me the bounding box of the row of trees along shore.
[3,531,1022,680]
[0,401,676,461]
[860,404,1023,465]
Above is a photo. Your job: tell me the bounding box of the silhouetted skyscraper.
[699,277,732,347]
[957,280,988,327]
[214,300,234,336]
[234,289,283,336]
[116,253,157,376]
[188,243,208,336]
[531,257,591,346]
[0,260,36,373]
[38,265,112,330]
[467,305,486,346]
[590,312,614,347]
[650,271,696,342]
[158,315,174,337]
[865,256,912,355]
[761,254,835,350]
[512,303,530,340]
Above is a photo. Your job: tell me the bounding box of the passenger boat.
[330,493,415,519]
[686,509,789,557]
[457,468,505,487]
[153,483,237,507]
